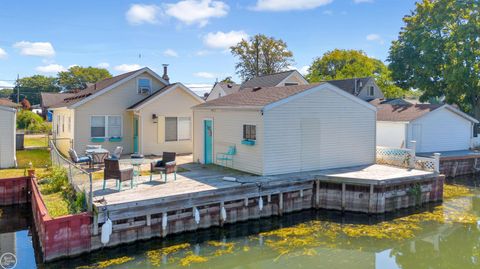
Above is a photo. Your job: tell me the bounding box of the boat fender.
[101,218,112,245]
[194,207,201,224]
[221,206,227,221]
[259,196,264,211]
[162,213,168,230]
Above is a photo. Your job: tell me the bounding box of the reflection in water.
[1,179,480,269]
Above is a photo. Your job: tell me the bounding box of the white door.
[411,124,422,151]
[300,119,322,171]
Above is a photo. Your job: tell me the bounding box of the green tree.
[388,0,480,118]
[58,66,112,91]
[231,34,294,81]
[306,49,405,98]
[13,75,60,105]
[220,76,235,84]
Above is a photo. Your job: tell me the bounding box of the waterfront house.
[193,82,376,175]
[40,92,75,121]
[375,103,478,152]
[323,77,384,101]
[205,70,308,101]
[49,66,204,156]
[0,99,18,168]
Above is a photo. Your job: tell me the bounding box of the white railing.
[376,141,440,173]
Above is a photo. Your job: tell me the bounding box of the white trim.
[0,105,16,113]
[70,67,169,109]
[89,115,123,139]
[263,83,377,112]
[277,70,308,86]
[411,104,478,124]
[129,83,204,111]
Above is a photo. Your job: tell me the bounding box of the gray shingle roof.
[217,82,240,95]
[324,77,371,96]
[40,92,76,108]
[239,70,297,90]
[0,98,20,108]
[374,103,442,121]
[195,83,322,108]
[127,83,178,109]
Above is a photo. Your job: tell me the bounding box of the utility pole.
[16,74,19,103]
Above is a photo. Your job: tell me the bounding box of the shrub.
[41,166,68,194]
[17,109,50,133]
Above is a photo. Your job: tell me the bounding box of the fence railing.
[376,141,440,173]
[49,140,93,211]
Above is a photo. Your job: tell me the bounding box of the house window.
[68,116,71,132]
[90,116,122,138]
[165,117,191,142]
[368,86,375,96]
[243,124,256,140]
[56,115,60,135]
[138,78,151,95]
[61,115,65,133]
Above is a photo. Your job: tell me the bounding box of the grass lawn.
[16,149,51,168]
[24,134,48,148]
[41,191,69,218]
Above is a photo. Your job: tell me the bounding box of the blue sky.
[0,0,417,94]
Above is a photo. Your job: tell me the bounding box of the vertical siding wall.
[356,79,384,100]
[52,108,75,156]
[193,109,264,175]
[376,121,407,148]
[0,108,15,168]
[74,72,166,154]
[263,88,376,175]
[139,87,200,155]
[408,108,472,152]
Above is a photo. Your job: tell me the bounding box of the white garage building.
[375,103,478,153]
[0,103,17,168]
[193,82,377,176]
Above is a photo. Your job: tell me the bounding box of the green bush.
[16,109,51,133]
[41,166,68,194]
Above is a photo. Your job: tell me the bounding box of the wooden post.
[341,183,346,211]
[267,194,271,203]
[278,193,283,216]
[368,184,374,214]
[162,212,168,237]
[146,214,151,226]
[409,140,416,169]
[244,197,248,207]
[433,153,441,173]
[299,189,304,198]
[220,201,225,226]
[315,180,320,208]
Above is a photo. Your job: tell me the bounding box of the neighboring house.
[193,83,376,176]
[375,103,478,153]
[49,67,204,156]
[325,77,384,101]
[41,92,76,121]
[205,82,240,101]
[239,70,308,90]
[0,103,16,168]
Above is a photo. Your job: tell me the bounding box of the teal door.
[133,117,139,153]
[204,120,213,164]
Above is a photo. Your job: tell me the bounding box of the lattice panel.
[414,157,436,172]
[376,147,412,168]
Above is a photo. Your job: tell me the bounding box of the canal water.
[1,177,479,269]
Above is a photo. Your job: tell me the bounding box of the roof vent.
[227,84,233,88]
[253,86,262,91]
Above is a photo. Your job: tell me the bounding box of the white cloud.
[97,62,110,68]
[354,0,373,3]
[113,64,141,72]
[0,48,7,59]
[126,4,162,25]
[185,83,213,96]
[254,0,332,11]
[13,41,55,57]
[193,72,216,79]
[35,64,66,73]
[203,30,248,49]
[196,50,212,56]
[163,49,179,57]
[366,33,384,44]
[165,0,229,27]
[0,80,14,88]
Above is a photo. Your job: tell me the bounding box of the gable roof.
[323,77,371,96]
[217,82,240,95]
[127,83,204,110]
[50,67,169,109]
[239,70,303,90]
[40,92,76,108]
[0,98,20,108]
[375,104,441,121]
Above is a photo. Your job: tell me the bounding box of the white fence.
[49,140,93,211]
[376,141,440,173]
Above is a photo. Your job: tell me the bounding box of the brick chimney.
[162,64,170,83]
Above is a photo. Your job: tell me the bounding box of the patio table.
[120,158,151,185]
[85,148,110,166]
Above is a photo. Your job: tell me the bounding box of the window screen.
[243,125,256,140]
[108,116,122,137]
[178,117,191,140]
[165,117,178,141]
[91,116,106,137]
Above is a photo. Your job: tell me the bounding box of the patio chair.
[150,152,177,182]
[111,146,123,159]
[216,145,236,167]
[68,149,92,167]
[103,159,134,191]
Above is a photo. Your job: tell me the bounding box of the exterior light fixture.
[152,114,158,123]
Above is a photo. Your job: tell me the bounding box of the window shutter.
[157,116,165,143]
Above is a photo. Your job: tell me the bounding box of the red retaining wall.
[0,172,93,262]
[0,176,29,205]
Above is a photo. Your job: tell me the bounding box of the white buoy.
[162,213,168,230]
[101,218,112,245]
[221,206,227,221]
[259,196,264,211]
[194,207,200,224]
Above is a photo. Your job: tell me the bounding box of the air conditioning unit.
[139,87,151,95]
